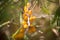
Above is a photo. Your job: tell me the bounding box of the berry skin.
[24,15,28,21]
[27,2,31,8]
[28,26,36,33]
[23,24,28,28]
[22,21,27,25]
[23,13,28,21]
[14,33,24,39]
[30,16,36,22]
[24,6,28,13]
[28,10,32,15]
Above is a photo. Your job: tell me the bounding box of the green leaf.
[25,0,28,5]
[42,6,50,14]
[52,7,60,24]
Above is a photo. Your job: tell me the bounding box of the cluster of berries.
[12,2,36,39]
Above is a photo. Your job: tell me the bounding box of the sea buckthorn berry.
[24,6,27,10]
[23,14,26,18]
[28,10,32,15]
[24,9,28,13]
[30,16,36,22]
[23,15,28,21]
[22,21,27,25]
[24,6,28,13]
[20,28,25,33]
[28,26,36,33]
[14,33,24,39]
[27,2,31,8]
[23,24,28,28]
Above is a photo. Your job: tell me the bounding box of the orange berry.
[24,6,27,10]
[20,28,25,33]
[23,24,28,28]
[22,21,27,25]
[28,10,32,15]
[14,33,24,39]
[24,6,28,13]
[30,16,36,22]
[24,9,28,13]
[23,13,26,17]
[24,15,28,21]
[27,2,31,8]
[28,26,36,33]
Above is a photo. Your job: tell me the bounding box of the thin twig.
[0,21,10,27]
[31,1,38,10]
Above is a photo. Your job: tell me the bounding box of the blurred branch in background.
[0,21,10,27]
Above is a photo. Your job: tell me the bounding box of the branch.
[0,21,11,27]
